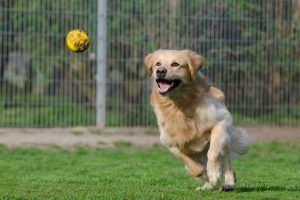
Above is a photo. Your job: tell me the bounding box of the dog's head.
[144,49,204,96]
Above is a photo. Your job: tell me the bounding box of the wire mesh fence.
[0,0,299,127]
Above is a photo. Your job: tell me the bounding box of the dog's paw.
[221,184,235,192]
[196,182,215,191]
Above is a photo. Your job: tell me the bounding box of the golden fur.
[145,49,250,191]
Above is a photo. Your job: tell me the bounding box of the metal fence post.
[96,0,107,128]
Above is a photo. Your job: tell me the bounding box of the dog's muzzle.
[156,67,167,79]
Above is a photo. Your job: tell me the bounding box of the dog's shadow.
[236,185,300,193]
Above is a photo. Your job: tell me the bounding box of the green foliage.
[0,142,299,199]
[1,0,300,126]
[0,0,97,91]
[106,0,300,125]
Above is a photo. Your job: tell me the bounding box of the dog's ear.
[144,52,154,76]
[184,50,204,79]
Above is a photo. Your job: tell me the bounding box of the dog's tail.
[230,127,251,158]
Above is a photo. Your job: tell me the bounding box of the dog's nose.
[156,67,167,79]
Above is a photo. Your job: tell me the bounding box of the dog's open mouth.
[156,79,181,95]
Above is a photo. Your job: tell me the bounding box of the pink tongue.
[159,82,171,92]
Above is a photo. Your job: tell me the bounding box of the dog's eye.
[171,62,179,67]
[156,62,162,66]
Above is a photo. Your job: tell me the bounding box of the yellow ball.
[66,29,90,53]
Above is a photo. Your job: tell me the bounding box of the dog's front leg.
[169,147,204,177]
[203,120,231,190]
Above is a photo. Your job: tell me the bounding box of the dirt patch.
[243,125,300,143]
[0,127,159,149]
[0,126,299,149]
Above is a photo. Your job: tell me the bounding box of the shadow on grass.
[237,186,300,193]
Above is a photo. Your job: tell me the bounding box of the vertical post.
[96,0,107,128]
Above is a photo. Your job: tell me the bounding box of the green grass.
[0,95,96,127]
[0,142,299,199]
[233,113,300,126]
[113,140,133,148]
[233,106,300,126]
[1,95,300,126]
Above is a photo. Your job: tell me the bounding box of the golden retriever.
[144,49,250,191]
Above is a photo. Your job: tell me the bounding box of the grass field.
[1,95,300,127]
[0,142,299,199]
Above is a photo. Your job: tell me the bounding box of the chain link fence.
[0,0,299,127]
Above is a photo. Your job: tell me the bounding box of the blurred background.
[0,0,299,127]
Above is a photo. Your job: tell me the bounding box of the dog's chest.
[157,107,210,151]
[159,117,195,147]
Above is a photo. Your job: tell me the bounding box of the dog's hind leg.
[169,147,204,177]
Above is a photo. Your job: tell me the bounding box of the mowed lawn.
[0,142,299,199]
